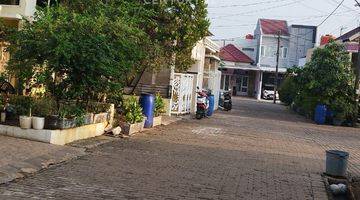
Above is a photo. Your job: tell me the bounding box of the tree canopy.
[279,42,357,121]
[3,0,209,104]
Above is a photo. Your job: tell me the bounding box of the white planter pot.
[32,117,45,130]
[19,116,32,129]
[119,120,145,136]
[1,112,6,123]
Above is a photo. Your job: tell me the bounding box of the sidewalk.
[0,136,85,184]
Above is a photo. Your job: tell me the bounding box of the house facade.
[0,0,36,71]
[218,18,317,100]
[219,44,258,97]
[135,36,221,115]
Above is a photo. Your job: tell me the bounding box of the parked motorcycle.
[196,89,209,119]
[219,90,232,111]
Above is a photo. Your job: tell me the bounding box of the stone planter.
[153,116,162,127]
[94,112,108,124]
[119,120,145,136]
[45,115,76,130]
[32,117,45,130]
[84,113,94,125]
[19,116,32,129]
[1,112,6,123]
[333,118,344,126]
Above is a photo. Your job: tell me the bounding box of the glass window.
[260,46,265,57]
[282,47,288,58]
[242,77,248,87]
[242,48,255,52]
[0,0,20,5]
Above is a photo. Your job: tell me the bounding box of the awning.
[220,64,261,71]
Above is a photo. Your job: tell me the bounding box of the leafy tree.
[279,42,356,120]
[3,0,210,107]
[279,67,302,106]
[4,3,150,105]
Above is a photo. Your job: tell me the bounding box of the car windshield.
[264,86,274,90]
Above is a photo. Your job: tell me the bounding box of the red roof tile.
[259,19,289,36]
[220,44,254,63]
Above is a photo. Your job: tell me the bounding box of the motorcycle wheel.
[196,113,202,119]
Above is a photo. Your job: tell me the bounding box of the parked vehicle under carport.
[262,84,278,100]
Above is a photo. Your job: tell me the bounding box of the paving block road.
[0,97,359,199]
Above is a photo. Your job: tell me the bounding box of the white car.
[262,85,279,100]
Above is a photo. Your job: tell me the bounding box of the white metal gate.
[171,73,194,115]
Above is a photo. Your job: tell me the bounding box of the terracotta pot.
[19,116,32,129]
[32,117,45,130]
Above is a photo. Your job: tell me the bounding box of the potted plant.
[32,97,55,130]
[45,104,84,130]
[119,96,144,135]
[16,96,33,129]
[88,102,110,124]
[153,93,166,126]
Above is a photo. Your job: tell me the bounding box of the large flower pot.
[32,117,45,130]
[19,116,32,129]
[1,112,6,123]
[94,112,108,124]
[153,116,162,127]
[84,113,94,125]
[45,115,76,130]
[119,121,145,136]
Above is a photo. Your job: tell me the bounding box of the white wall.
[0,0,36,19]
[259,35,290,69]
[288,25,316,67]
[189,40,206,90]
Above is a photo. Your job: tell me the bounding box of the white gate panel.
[171,73,194,115]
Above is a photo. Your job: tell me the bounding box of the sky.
[206,0,360,42]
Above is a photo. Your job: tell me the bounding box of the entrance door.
[236,75,249,96]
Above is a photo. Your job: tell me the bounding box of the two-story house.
[0,0,36,72]
[254,19,291,99]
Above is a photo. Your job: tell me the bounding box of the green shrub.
[9,95,33,116]
[282,42,356,122]
[87,102,111,114]
[123,96,143,124]
[154,93,165,117]
[279,75,297,106]
[58,104,86,119]
[32,97,57,117]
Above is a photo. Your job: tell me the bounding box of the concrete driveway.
[0,97,359,199]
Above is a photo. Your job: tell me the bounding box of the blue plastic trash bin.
[139,93,154,128]
[326,150,349,177]
[207,95,215,116]
[315,104,327,125]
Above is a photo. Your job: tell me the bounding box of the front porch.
[220,69,258,98]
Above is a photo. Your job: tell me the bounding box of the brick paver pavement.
[0,136,85,184]
[0,97,359,199]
